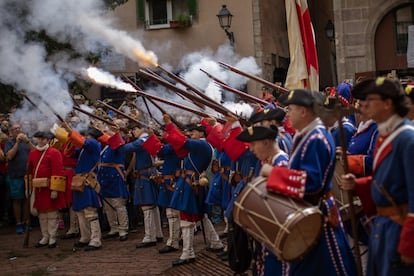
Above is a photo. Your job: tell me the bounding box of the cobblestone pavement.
[0,221,237,276]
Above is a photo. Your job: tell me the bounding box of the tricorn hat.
[352,77,405,100]
[33,131,54,139]
[86,127,103,139]
[236,126,278,142]
[280,89,323,107]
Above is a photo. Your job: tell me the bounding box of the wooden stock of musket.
[73,106,117,127]
[138,69,239,119]
[200,69,269,106]
[219,61,289,94]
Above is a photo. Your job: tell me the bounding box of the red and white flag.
[284,0,319,91]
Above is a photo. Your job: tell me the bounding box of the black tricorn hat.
[352,77,405,100]
[265,108,286,122]
[249,108,287,124]
[33,131,54,139]
[236,126,278,142]
[86,127,103,139]
[280,89,322,107]
[186,123,206,133]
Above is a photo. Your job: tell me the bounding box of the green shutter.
[188,0,197,16]
[136,0,145,22]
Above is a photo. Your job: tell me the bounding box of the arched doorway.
[375,3,414,77]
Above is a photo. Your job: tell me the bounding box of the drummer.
[236,125,289,275]
[266,89,357,275]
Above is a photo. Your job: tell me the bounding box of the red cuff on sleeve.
[398,216,414,259]
[164,123,188,156]
[223,126,249,161]
[107,132,125,150]
[206,124,225,150]
[266,166,306,199]
[200,118,213,135]
[354,176,376,217]
[68,130,85,148]
[347,155,366,176]
[142,134,163,156]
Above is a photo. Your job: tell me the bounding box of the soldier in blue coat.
[274,89,357,275]
[237,125,289,276]
[341,78,414,276]
[64,126,103,251]
[97,131,129,242]
[121,126,163,248]
[163,115,223,266]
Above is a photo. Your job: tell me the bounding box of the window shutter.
[136,0,145,22]
[188,0,197,16]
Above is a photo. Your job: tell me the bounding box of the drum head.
[279,208,323,261]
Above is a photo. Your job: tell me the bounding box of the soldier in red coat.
[27,131,66,248]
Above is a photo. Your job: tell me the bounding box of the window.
[395,5,414,54]
[137,0,197,29]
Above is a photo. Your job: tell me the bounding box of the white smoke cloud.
[0,0,156,125]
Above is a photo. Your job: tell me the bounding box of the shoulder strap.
[373,125,414,169]
[34,148,48,178]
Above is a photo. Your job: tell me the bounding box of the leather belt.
[100,163,125,181]
[377,204,408,226]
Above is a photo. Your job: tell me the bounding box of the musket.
[334,99,363,276]
[21,93,65,123]
[146,97,184,130]
[96,100,144,128]
[219,61,289,94]
[200,69,269,106]
[138,69,238,118]
[73,106,117,127]
[140,68,198,106]
[141,96,164,127]
[121,74,226,124]
[123,90,226,124]
[156,65,225,110]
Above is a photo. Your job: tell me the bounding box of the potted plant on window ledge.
[178,15,192,27]
[169,19,180,28]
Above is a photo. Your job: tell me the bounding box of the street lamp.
[217,5,235,46]
[325,20,335,41]
[325,20,337,85]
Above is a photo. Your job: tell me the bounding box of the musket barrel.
[219,61,289,94]
[200,69,269,106]
[73,106,117,127]
[138,69,236,118]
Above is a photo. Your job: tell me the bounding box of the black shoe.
[119,235,128,242]
[48,243,57,249]
[35,242,48,248]
[73,241,89,248]
[206,247,224,253]
[102,232,119,240]
[156,237,164,243]
[136,241,156,248]
[216,251,227,258]
[172,258,196,266]
[219,232,228,239]
[220,254,229,261]
[159,245,179,254]
[60,233,79,240]
[84,245,101,251]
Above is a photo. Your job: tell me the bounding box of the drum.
[233,177,323,262]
